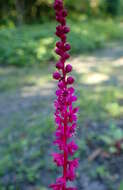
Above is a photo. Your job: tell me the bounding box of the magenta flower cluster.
[50,0,79,189]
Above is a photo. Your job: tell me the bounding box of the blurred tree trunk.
[15,0,25,26]
[106,0,120,16]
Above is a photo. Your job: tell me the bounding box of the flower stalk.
[50,0,79,189]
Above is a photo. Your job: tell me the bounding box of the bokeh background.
[0,0,123,190]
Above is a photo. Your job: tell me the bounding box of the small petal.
[49,177,65,189]
[56,89,62,96]
[71,95,77,102]
[67,141,78,155]
[52,153,64,166]
[69,123,77,134]
[73,107,79,113]
[68,158,79,169]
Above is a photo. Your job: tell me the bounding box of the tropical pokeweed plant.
[49,0,79,190]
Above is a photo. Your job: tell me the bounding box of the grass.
[0,19,123,66]
[0,114,54,189]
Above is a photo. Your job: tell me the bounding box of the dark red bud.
[56,11,62,17]
[55,48,63,56]
[56,12,59,17]
[63,26,70,33]
[56,25,63,32]
[53,72,61,80]
[54,1,63,10]
[56,61,63,69]
[56,16,60,22]
[61,18,66,25]
[67,76,74,84]
[56,41,63,48]
[62,9,68,17]
[65,43,71,51]
[65,64,72,73]
[63,52,70,60]
[55,31,61,37]
[58,81,64,89]
[61,34,66,42]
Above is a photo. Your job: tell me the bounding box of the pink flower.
[67,141,78,155]
[66,168,75,181]
[50,0,79,189]
[66,159,79,182]
[52,153,64,166]
[67,95,77,105]
[68,158,79,169]
[67,123,77,138]
[50,177,65,190]
[68,106,78,123]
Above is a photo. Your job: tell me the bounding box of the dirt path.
[0,43,123,130]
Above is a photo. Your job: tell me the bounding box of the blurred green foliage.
[89,123,123,154]
[0,19,123,66]
[0,112,55,188]
[119,181,123,190]
[0,0,123,26]
[0,0,123,66]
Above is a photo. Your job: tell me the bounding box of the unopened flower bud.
[63,52,70,60]
[63,26,70,33]
[65,43,71,51]
[58,81,64,89]
[67,76,74,84]
[61,34,66,42]
[56,61,63,69]
[53,72,61,80]
[55,48,63,56]
[56,41,63,48]
[65,64,72,73]
[62,9,68,17]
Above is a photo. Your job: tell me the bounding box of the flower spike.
[50,0,79,189]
